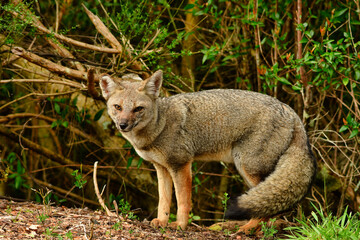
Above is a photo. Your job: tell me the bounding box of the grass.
[285,204,360,240]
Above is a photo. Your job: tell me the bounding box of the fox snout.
[117,118,134,132]
[119,120,129,131]
[119,122,128,130]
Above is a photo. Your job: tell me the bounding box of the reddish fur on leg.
[238,218,268,235]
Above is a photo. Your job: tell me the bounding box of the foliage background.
[0,0,359,225]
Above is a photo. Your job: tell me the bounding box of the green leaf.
[194,10,205,16]
[342,78,349,86]
[355,70,360,80]
[311,211,319,222]
[278,77,292,85]
[137,158,143,169]
[300,37,308,44]
[292,85,302,91]
[61,121,69,128]
[94,108,105,121]
[126,157,133,169]
[54,103,61,114]
[184,4,194,10]
[349,129,358,139]
[339,125,348,133]
[51,121,58,129]
[334,8,348,18]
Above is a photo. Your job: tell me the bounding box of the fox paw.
[150,218,167,228]
[168,221,187,230]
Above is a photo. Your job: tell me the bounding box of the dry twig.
[93,161,119,218]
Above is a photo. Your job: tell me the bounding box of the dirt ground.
[0,198,292,239]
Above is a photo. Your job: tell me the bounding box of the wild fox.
[100,70,316,232]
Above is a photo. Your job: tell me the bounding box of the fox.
[99,70,316,232]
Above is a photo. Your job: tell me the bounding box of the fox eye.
[134,106,144,113]
[114,104,122,111]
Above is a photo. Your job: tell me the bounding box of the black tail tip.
[224,198,253,220]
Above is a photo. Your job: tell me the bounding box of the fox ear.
[140,70,163,98]
[100,75,117,100]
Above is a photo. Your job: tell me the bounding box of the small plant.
[10,209,21,223]
[44,227,61,238]
[285,204,360,239]
[37,213,49,224]
[112,221,123,231]
[5,205,11,214]
[117,198,137,220]
[188,212,201,224]
[223,228,233,235]
[71,169,87,189]
[65,231,74,240]
[260,218,278,239]
[222,192,230,221]
[159,227,167,234]
[169,213,176,223]
[32,188,52,216]
[4,152,28,190]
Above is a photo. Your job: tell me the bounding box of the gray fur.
[101,70,316,228]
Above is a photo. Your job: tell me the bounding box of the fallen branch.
[0,125,124,183]
[87,69,102,99]
[0,125,77,166]
[82,4,124,55]
[33,178,100,206]
[0,91,78,111]
[10,0,86,71]
[0,79,84,89]
[11,47,98,82]
[0,113,102,147]
[93,161,119,217]
[82,4,146,73]
[11,9,120,54]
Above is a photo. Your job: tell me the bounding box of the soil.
[0,198,291,239]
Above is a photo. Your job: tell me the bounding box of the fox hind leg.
[228,151,268,234]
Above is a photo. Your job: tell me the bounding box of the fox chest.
[134,147,166,165]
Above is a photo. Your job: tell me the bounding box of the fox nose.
[119,122,128,130]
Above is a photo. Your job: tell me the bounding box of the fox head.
[100,70,163,133]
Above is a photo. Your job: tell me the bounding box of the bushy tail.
[225,121,316,219]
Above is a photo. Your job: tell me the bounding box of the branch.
[10,0,85,71]
[0,125,125,184]
[0,113,102,147]
[82,4,147,74]
[93,161,119,217]
[0,79,84,89]
[33,178,100,206]
[0,125,77,166]
[11,9,120,54]
[11,47,100,82]
[87,69,102,99]
[254,0,261,92]
[0,91,79,111]
[82,4,124,55]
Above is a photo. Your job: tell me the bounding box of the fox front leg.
[151,163,173,228]
[168,162,192,230]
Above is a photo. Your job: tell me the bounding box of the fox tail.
[225,121,316,219]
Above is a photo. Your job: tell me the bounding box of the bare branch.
[11,47,99,82]
[10,0,86,71]
[93,161,119,217]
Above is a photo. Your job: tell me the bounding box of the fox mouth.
[118,121,138,132]
[120,129,131,132]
